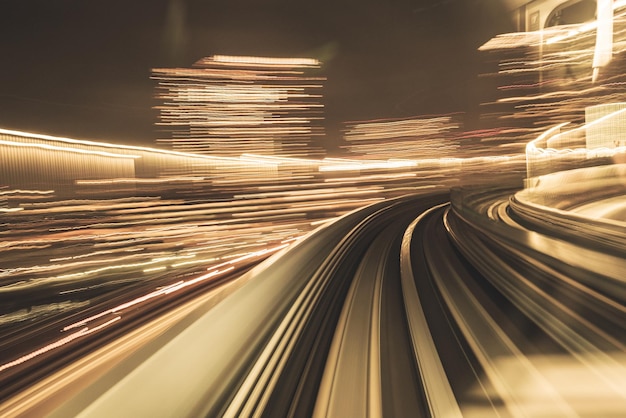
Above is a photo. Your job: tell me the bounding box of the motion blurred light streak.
[0,128,243,162]
[0,316,121,374]
[203,244,288,272]
[211,55,320,67]
[593,0,615,82]
[318,160,418,172]
[0,139,139,159]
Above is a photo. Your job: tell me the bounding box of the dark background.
[0,0,514,151]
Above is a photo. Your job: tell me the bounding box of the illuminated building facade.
[152,55,326,158]
[585,102,626,148]
[474,0,626,155]
[0,128,286,199]
[341,115,461,160]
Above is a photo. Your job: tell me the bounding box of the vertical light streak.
[593,0,615,82]
[0,316,121,373]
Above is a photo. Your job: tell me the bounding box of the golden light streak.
[211,55,320,67]
[593,0,615,82]
[0,127,242,162]
[0,208,23,213]
[59,244,289,335]
[0,139,139,159]
[143,266,167,273]
[319,159,418,172]
[0,316,121,374]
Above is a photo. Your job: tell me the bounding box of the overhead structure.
[502,0,596,32]
[477,0,626,140]
[593,0,615,82]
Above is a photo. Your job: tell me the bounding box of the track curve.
[2,187,625,417]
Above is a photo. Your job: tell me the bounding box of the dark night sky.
[0,0,514,149]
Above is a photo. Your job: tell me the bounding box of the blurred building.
[341,115,461,160]
[585,102,626,148]
[152,55,327,158]
[474,0,626,154]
